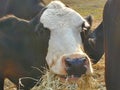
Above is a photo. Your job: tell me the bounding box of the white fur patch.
[40,1,92,75]
[40,1,88,31]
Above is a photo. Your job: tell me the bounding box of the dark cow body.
[103,0,120,89]
[0,14,50,89]
[87,0,120,89]
[0,0,45,20]
[82,22,104,64]
[0,0,7,17]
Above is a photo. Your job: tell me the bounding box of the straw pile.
[31,69,100,90]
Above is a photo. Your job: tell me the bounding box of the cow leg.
[0,74,4,90]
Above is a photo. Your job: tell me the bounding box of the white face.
[40,1,93,77]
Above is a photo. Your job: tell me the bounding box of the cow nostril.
[81,57,87,63]
[65,57,87,67]
[75,57,87,65]
[65,58,72,67]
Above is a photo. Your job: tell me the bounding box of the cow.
[82,21,104,64]
[103,0,120,89]
[0,0,45,20]
[85,0,120,89]
[0,1,93,90]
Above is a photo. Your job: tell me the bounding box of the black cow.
[0,0,45,20]
[103,0,120,89]
[85,0,120,89]
[82,22,104,64]
[0,1,93,90]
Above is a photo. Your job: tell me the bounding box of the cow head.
[40,1,93,80]
[83,22,104,64]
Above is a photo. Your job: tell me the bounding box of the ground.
[4,0,107,90]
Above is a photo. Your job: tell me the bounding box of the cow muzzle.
[59,54,92,80]
[65,57,87,77]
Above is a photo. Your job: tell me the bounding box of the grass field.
[4,0,107,90]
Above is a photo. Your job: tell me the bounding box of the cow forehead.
[40,1,86,31]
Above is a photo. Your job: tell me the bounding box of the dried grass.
[31,56,106,90]
[31,69,100,90]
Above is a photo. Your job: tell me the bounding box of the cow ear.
[85,15,93,27]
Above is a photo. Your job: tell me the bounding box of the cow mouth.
[59,75,81,79]
[58,74,85,81]
[59,68,87,81]
[58,61,89,81]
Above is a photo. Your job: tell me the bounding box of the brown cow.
[103,0,120,89]
[0,0,45,20]
[88,0,120,89]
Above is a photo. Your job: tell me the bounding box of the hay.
[31,69,99,90]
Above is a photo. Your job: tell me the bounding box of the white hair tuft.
[47,0,65,9]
